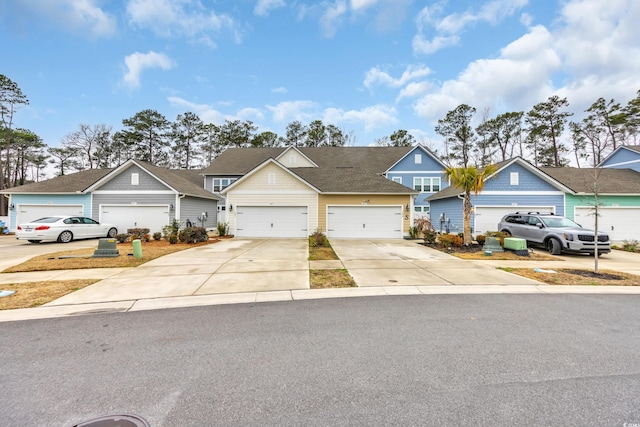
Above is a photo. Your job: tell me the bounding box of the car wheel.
[27,240,42,244]
[57,230,74,243]
[107,227,117,238]
[501,230,512,236]
[547,238,562,255]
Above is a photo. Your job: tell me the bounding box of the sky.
[2,0,640,152]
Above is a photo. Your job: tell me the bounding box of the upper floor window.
[392,177,402,184]
[212,178,236,192]
[414,177,441,193]
[415,154,422,164]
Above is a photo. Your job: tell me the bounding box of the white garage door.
[474,206,555,234]
[235,206,308,238]
[574,207,640,242]
[327,206,403,239]
[16,204,84,226]
[100,205,170,234]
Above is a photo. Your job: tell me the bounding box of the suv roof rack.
[514,211,555,215]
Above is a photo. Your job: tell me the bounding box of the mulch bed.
[562,269,625,280]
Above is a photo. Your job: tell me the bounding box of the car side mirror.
[537,223,544,229]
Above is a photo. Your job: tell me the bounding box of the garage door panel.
[327,206,402,239]
[475,206,554,235]
[575,207,640,241]
[101,205,169,234]
[236,206,308,238]
[17,204,84,226]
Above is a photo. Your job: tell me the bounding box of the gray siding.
[92,194,176,221]
[179,197,218,229]
[99,165,171,191]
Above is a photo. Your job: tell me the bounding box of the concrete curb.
[2,284,639,323]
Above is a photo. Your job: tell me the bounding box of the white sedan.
[16,216,118,243]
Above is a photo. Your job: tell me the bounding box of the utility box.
[93,238,120,258]
[503,237,527,251]
[482,236,504,253]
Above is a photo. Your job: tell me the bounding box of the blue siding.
[600,148,640,172]
[429,197,464,234]
[484,162,559,191]
[7,194,91,231]
[387,147,447,208]
[471,194,565,216]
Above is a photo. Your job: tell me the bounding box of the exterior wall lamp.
[9,203,15,210]
[229,204,233,212]
[169,203,174,210]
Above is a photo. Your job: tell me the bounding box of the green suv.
[498,212,611,255]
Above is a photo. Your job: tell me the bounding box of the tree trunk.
[463,191,473,245]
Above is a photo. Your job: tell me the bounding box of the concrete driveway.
[329,239,539,286]
[47,239,310,306]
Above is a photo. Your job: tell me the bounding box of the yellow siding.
[277,149,316,168]
[225,163,318,234]
[318,194,412,233]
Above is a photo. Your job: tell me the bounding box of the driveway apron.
[46,239,310,306]
[329,239,540,286]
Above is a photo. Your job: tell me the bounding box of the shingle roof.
[539,167,640,193]
[3,162,219,200]
[291,167,417,194]
[131,161,220,200]
[202,146,415,175]
[0,168,113,193]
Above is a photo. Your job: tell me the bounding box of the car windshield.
[31,217,63,223]
[541,216,581,228]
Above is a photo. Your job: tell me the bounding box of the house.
[427,156,640,241]
[202,145,447,238]
[2,159,220,235]
[597,145,640,172]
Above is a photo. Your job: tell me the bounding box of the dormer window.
[212,178,236,192]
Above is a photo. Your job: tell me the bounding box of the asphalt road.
[1,294,639,426]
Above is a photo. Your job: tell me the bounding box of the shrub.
[153,232,162,241]
[475,234,486,245]
[162,219,181,243]
[415,218,437,244]
[115,233,129,243]
[438,233,463,248]
[168,234,178,244]
[622,239,639,252]
[309,229,329,247]
[178,226,209,243]
[217,222,229,237]
[408,226,419,239]
[127,228,150,242]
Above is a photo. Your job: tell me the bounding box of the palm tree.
[443,164,498,244]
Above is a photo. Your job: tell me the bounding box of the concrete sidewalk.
[2,238,640,323]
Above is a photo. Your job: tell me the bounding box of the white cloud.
[237,107,265,121]
[122,51,175,89]
[16,0,117,37]
[320,1,348,38]
[167,96,225,124]
[414,25,560,122]
[412,0,640,125]
[254,0,286,16]
[397,81,431,99]
[323,104,397,131]
[364,65,431,89]
[413,0,528,55]
[126,0,240,45]
[271,86,288,94]
[350,0,379,12]
[267,101,318,122]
